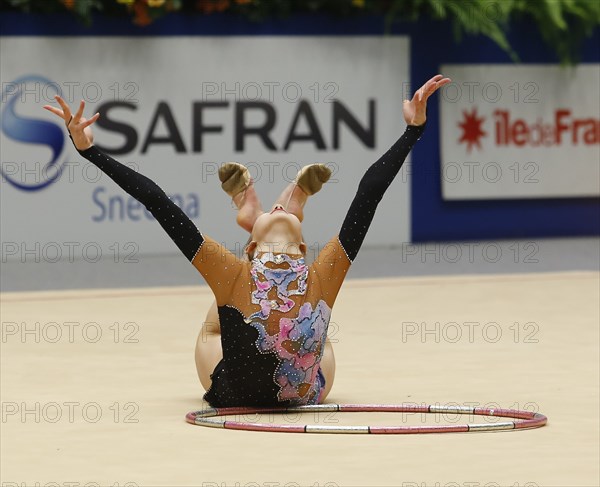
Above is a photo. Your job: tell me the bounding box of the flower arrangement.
[2,0,599,64]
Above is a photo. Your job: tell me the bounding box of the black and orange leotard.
[74,123,425,407]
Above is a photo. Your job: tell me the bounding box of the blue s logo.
[1,75,65,191]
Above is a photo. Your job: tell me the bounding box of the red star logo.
[458,108,487,153]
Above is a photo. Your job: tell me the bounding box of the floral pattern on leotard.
[251,300,331,404]
[247,252,308,321]
[247,252,330,404]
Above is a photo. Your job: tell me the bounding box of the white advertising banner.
[440,64,600,200]
[1,36,410,262]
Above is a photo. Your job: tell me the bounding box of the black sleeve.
[77,145,204,262]
[338,123,426,262]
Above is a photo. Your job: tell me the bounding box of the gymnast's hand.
[403,74,451,126]
[43,96,100,151]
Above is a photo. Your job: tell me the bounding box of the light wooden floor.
[1,272,598,486]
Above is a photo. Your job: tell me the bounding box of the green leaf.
[542,0,568,30]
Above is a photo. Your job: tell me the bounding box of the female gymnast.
[44,74,451,407]
[198,161,334,398]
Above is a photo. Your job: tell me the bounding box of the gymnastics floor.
[2,271,598,486]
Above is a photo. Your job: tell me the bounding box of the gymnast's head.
[245,203,306,259]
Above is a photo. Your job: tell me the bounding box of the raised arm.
[337,123,425,261]
[311,75,450,306]
[339,74,450,262]
[44,96,243,304]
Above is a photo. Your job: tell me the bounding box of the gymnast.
[198,160,335,399]
[44,74,450,407]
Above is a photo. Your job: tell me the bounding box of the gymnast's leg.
[195,301,223,391]
[273,183,308,222]
[221,162,331,225]
[232,180,264,232]
[274,164,332,220]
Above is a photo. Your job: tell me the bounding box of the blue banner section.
[409,18,600,242]
[1,12,598,241]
